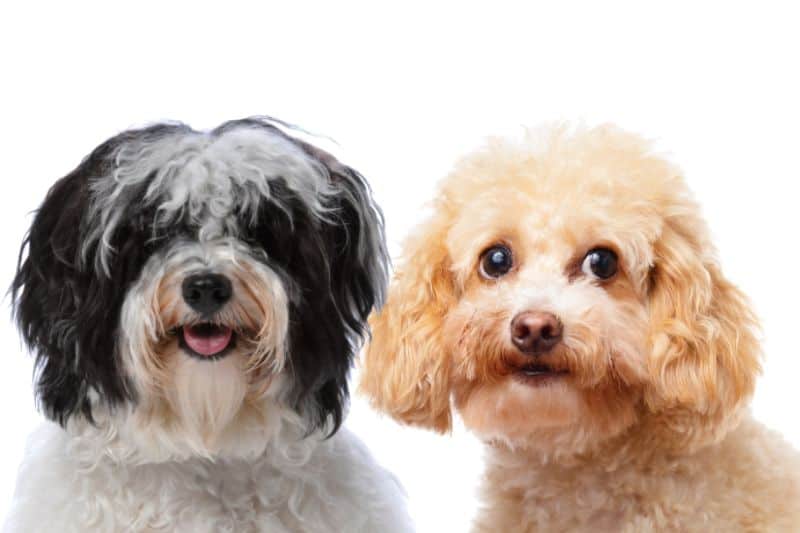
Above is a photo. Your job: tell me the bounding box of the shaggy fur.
[361,124,800,531]
[6,117,411,532]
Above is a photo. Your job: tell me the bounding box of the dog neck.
[485,402,750,470]
[475,411,762,532]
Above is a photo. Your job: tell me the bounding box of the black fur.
[218,118,390,431]
[12,117,388,433]
[10,126,184,424]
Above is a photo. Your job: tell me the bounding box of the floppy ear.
[308,154,391,433]
[644,209,761,445]
[360,212,457,433]
[262,137,390,434]
[11,138,146,425]
[311,147,390,339]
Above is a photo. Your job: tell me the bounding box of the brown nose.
[510,311,563,354]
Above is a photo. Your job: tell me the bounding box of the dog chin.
[458,379,582,441]
[167,350,250,444]
[116,350,285,462]
[457,377,638,454]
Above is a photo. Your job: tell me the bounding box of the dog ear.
[311,155,390,433]
[11,139,142,425]
[361,212,456,433]
[306,146,390,341]
[267,139,390,434]
[644,207,761,445]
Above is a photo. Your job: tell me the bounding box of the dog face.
[362,125,760,455]
[13,118,388,458]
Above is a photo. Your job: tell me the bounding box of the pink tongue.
[183,325,233,357]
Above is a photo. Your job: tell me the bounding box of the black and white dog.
[6,118,411,532]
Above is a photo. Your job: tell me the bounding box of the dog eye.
[480,245,514,278]
[581,248,618,280]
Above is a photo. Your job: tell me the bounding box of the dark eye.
[581,248,618,280]
[480,245,514,278]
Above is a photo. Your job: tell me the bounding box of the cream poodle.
[361,124,800,532]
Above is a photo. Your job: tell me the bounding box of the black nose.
[510,311,563,355]
[182,273,232,315]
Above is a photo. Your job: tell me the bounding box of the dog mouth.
[178,323,236,360]
[514,362,569,384]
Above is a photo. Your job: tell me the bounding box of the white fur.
[5,416,412,533]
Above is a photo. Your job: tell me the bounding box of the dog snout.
[182,273,232,315]
[510,311,563,355]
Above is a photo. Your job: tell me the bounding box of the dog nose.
[510,311,563,354]
[182,273,232,315]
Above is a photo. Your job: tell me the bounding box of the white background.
[1,2,798,531]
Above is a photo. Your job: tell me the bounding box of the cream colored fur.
[476,415,800,532]
[361,124,800,531]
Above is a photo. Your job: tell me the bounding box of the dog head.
[13,117,388,459]
[361,125,760,456]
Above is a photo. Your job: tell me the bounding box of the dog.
[361,124,800,531]
[6,117,412,533]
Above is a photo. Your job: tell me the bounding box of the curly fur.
[6,412,410,533]
[361,124,800,531]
